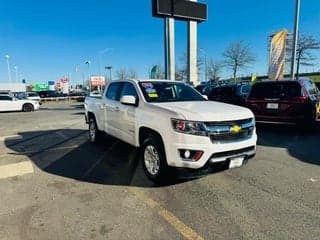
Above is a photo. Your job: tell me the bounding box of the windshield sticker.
[141,82,154,88]
[148,93,158,98]
[145,88,156,94]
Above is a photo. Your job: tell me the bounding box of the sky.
[0,0,319,85]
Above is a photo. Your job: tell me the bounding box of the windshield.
[139,81,205,103]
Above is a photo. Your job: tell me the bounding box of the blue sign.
[22,79,26,84]
[48,81,55,85]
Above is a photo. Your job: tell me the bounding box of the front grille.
[205,118,252,126]
[204,118,254,142]
[210,128,253,141]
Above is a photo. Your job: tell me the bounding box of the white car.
[0,95,40,112]
[85,79,257,183]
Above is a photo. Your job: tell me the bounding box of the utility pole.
[4,55,12,82]
[290,0,300,80]
[164,17,175,80]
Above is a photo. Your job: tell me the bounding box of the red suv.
[246,79,320,127]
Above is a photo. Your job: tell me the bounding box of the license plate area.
[228,156,244,169]
[266,103,279,109]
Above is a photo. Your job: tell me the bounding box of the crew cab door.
[103,82,123,138]
[118,82,138,145]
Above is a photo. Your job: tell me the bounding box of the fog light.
[184,150,191,158]
[179,149,203,162]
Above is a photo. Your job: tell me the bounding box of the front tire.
[142,134,170,183]
[88,118,103,143]
[22,103,34,112]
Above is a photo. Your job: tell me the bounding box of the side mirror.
[120,95,138,106]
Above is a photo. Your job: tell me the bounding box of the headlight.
[171,119,207,136]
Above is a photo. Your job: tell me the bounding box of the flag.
[268,30,288,80]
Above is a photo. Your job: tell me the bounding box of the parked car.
[85,79,257,183]
[208,83,251,106]
[0,95,40,112]
[194,84,207,94]
[246,79,320,128]
[38,90,61,98]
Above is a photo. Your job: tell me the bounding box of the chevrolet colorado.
[85,79,257,182]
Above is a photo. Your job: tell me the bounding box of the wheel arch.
[139,127,165,150]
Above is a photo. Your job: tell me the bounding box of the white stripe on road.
[0,135,23,141]
[0,161,34,180]
[0,145,81,158]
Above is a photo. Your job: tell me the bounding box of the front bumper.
[164,130,257,169]
[175,151,255,179]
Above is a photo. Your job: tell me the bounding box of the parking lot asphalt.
[0,102,319,240]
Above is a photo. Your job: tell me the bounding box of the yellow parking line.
[130,188,204,240]
[0,161,34,179]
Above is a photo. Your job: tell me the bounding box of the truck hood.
[153,101,253,121]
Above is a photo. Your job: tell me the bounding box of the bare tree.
[207,59,223,83]
[178,51,204,82]
[150,65,165,79]
[116,68,138,80]
[128,69,138,79]
[223,41,255,81]
[116,68,128,80]
[295,35,320,78]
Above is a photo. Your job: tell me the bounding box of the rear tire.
[88,117,103,143]
[141,134,171,184]
[22,103,34,112]
[299,107,317,132]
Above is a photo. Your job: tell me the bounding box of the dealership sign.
[90,76,106,87]
[152,0,207,22]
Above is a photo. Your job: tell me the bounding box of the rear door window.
[106,82,123,101]
[250,82,301,99]
[0,96,12,101]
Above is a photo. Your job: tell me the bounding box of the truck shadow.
[256,123,320,166]
[4,129,189,188]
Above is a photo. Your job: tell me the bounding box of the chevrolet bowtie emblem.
[230,125,241,133]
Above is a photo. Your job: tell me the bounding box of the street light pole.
[105,66,112,81]
[290,0,300,80]
[14,66,18,83]
[85,60,91,91]
[4,55,12,82]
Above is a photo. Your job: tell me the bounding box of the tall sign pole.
[164,17,175,80]
[152,0,207,82]
[187,0,198,86]
[290,0,300,80]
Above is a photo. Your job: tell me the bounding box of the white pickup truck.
[0,95,40,112]
[85,79,257,182]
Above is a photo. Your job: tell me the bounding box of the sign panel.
[90,76,106,87]
[34,84,49,91]
[152,0,207,22]
[60,77,69,83]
